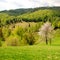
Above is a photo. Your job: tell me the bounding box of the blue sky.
[0,0,60,11]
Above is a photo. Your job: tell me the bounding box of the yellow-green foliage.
[24,32,39,45]
[18,9,59,22]
[4,35,20,46]
[57,21,60,28]
[0,9,60,29]
[0,9,60,47]
[2,27,11,40]
[0,13,15,25]
[0,28,2,37]
[2,22,41,46]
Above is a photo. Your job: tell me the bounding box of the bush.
[57,21,60,28]
[4,35,20,46]
[2,27,11,40]
[24,32,39,45]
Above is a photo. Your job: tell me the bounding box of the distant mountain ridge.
[0,7,60,16]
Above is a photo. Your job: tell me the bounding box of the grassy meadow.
[0,46,60,60]
[0,22,60,60]
[0,26,60,60]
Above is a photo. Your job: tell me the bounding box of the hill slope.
[0,7,60,16]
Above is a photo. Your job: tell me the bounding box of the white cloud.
[0,0,60,11]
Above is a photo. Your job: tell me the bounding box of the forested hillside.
[0,7,60,28]
[0,7,60,16]
[0,7,60,46]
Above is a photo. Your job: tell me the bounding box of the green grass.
[0,26,60,60]
[0,45,60,60]
[52,37,60,46]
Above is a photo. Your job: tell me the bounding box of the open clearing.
[0,45,60,60]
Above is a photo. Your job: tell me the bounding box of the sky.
[0,0,60,11]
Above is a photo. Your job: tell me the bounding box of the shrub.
[2,27,11,40]
[4,35,20,46]
[24,32,39,45]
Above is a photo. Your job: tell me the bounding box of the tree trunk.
[46,36,48,45]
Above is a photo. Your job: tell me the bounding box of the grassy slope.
[0,45,60,60]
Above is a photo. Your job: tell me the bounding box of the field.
[0,22,60,60]
[0,8,60,60]
[0,45,60,60]
[0,21,60,60]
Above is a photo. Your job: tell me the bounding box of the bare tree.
[39,22,53,45]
